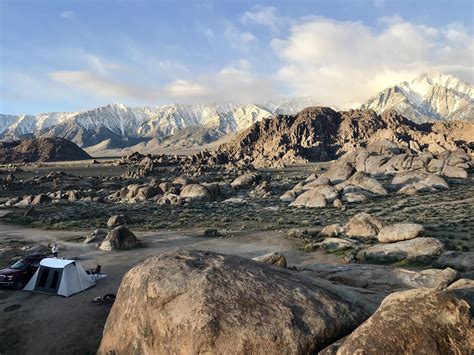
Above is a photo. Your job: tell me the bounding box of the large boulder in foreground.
[98,250,372,354]
[99,226,138,251]
[336,289,473,354]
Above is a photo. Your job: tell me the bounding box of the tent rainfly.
[24,258,95,297]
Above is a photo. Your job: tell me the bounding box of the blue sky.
[1,0,473,114]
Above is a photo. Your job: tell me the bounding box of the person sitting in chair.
[51,244,59,258]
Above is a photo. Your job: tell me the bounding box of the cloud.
[224,25,257,49]
[242,6,279,29]
[271,16,474,108]
[48,63,278,105]
[164,79,210,98]
[40,14,474,110]
[60,11,74,19]
[49,71,149,100]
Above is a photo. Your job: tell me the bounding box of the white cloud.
[242,6,279,29]
[60,11,74,19]
[164,79,210,98]
[44,15,474,109]
[49,71,147,99]
[224,25,257,49]
[271,16,474,107]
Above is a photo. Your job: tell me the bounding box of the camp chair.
[90,265,102,280]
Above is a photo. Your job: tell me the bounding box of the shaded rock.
[321,224,344,238]
[67,190,82,201]
[332,199,343,209]
[343,213,383,238]
[99,226,138,251]
[280,190,298,202]
[98,249,373,354]
[377,223,424,243]
[0,137,91,163]
[442,165,468,179]
[289,189,327,208]
[180,184,212,202]
[15,195,34,207]
[107,215,127,228]
[366,139,401,155]
[435,251,474,271]
[231,172,260,188]
[84,229,107,244]
[427,158,445,173]
[344,172,388,195]
[252,252,287,268]
[306,264,460,292]
[157,193,183,205]
[336,289,473,355]
[319,162,355,184]
[158,182,172,193]
[315,238,360,252]
[31,194,50,205]
[341,192,368,203]
[172,176,189,186]
[357,237,445,262]
[447,279,474,312]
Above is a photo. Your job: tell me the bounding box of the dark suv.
[0,254,49,289]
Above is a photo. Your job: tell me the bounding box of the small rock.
[107,215,127,228]
[252,252,287,268]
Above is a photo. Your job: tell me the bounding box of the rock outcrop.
[99,226,138,251]
[202,107,473,168]
[98,250,374,354]
[0,137,92,163]
[336,289,473,354]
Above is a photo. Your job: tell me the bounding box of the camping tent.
[24,258,95,297]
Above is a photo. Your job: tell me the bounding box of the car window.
[10,259,29,270]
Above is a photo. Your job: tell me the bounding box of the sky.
[1,0,473,114]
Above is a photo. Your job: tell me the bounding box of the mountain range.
[0,73,472,152]
[0,98,318,149]
[361,72,474,123]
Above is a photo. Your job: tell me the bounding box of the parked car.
[0,253,50,289]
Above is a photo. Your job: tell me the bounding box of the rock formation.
[0,137,92,163]
[98,249,374,354]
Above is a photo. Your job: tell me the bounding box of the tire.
[13,279,25,290]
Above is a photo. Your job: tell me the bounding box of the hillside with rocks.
[202,107,473,168]
[0,137,92,163]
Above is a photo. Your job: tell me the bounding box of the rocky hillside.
[361,72,474,123]
[0,137,92,163]
[204,107,473,168]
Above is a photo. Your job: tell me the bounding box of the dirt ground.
[0,223,342,355]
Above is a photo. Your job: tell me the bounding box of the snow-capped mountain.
[361,72,474,123]
[262,97,319,115]
[0,99,311,148]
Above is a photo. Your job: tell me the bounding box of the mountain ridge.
[361,72,474,123]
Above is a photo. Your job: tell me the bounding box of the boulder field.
[98,250,473,355]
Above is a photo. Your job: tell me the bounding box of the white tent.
[24,258,95,297]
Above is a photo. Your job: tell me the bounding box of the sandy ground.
[0,223,340,355]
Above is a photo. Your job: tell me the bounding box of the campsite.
[0,221,323,354]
